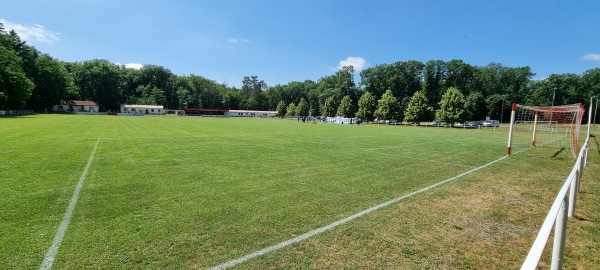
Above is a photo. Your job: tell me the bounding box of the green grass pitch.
[1,115,594,269]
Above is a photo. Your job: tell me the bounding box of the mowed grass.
[0,115,596,269]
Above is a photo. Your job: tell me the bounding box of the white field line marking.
[40,139,100,270]
[209,154,509,270]
[373,151,474,168]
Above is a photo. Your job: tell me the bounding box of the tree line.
[2,22,599,123]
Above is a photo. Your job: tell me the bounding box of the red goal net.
[507,103,585,159]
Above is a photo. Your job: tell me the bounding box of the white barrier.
[521,98,594,270]
[520,137,589,269]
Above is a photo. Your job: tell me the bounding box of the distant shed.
[120,104,164,115]
[53,100,99,113]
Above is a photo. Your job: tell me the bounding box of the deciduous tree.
[404,91,433,124]
[296,97,309,116]
[435,87,466,125]
[0,46,34,109]
[356,91,377,121]
[286,102,297,116]
[276,100,287,118]
[321,96,337,117]
[336,95,355,117]
[374,89,400,121]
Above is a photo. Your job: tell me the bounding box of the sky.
[2,0,600,88]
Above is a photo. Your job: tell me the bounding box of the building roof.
[229,109,276,114]
[122,104,164,109]
[63,100,97,106]
[185,108,228,112]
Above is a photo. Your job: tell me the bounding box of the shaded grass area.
[1,115,595,269]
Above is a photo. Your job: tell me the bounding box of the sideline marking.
[40,139,100,270]
[209,154,509,270]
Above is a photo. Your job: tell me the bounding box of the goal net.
[507,103,585,159]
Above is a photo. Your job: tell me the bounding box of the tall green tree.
[276,100,287,118]
[286,102,297,116]
[374,89,400,121]
[422,60,447,108]
[296,97,309,116]
[485,93,506,120]
[582,68,600,100]
[404,91,433,124]
[0,46,34,109]
[321,96,337,117]
[138,65,177,108]
[71,60,122,111]
[241,75,268,110]
[27,54,76,110]
[435,87,466,125]
[356,91,377,121]
[526,74,582,107]
[445,59,476,96]
[464,91,487,121]
[337,95,355,117]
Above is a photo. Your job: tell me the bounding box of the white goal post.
[507,103,585,158]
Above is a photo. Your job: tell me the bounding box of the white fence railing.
[520,134,592,268]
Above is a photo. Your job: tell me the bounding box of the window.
[151,109,155,112]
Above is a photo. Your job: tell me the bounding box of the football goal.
[507,103,585,158]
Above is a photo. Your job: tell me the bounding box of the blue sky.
[2,0,600,87]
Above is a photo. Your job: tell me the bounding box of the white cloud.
[125,63,144,70]
[116,62,144,70]
[338,56,367,71]
[582,54,600,61]
[0,19,60,44]
[228,38,251,44]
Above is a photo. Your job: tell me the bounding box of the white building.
[53,100,99,113]
[120,104,164,115]
[226,110,277,118]
[326,116,357,124]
